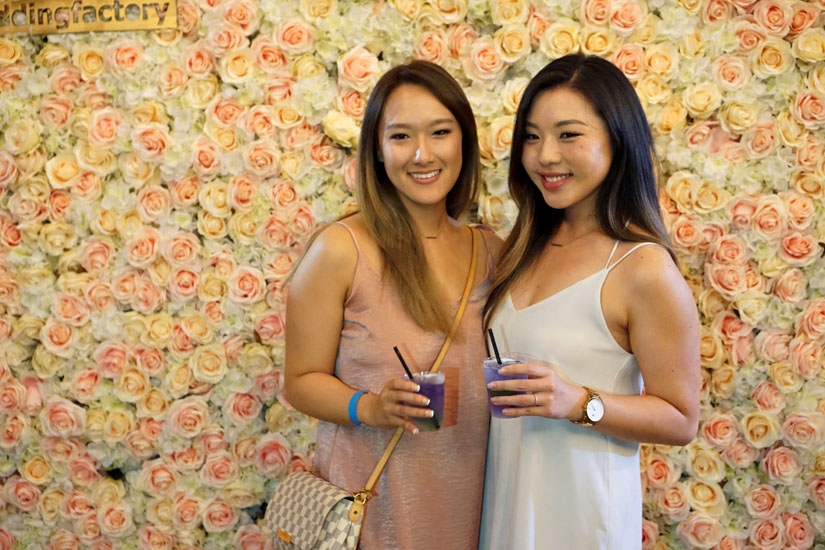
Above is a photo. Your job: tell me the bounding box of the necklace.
[422,222,448,240]
[550,227,599,247]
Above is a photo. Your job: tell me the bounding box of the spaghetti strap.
[605,242,658,273]
[333,221,361,257]
[603,241,621,269]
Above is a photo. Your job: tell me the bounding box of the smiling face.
[520,86,612,216]
[377,84,463,215]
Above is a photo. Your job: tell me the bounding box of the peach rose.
[222,392,262,426]
[51,294,90,327]
[780,189,815,230]
[645,451,681,488]
[749,518,785,549]
[132,124,171,162]
[39,318,76,358]
[414,29,448,65]
[205,22,248,56]
[192,138,222,180]
[182,41,216,78]
[274,17,314,55]
[778,230,821,267]
[791,89,825,129]
[787,3,822,40]
[251,36,287,73]
[70,368,101,404]
[255,432,292,477]
[783,511,814,549]
[255,310,286,345]
[676,512,724,549]
[0,412,27,449]
[264,71,295,105]
[762,446,802,484]
[158,62,189,98]
[166,396,211,438]
[655,482,689,521]
[49,64,83,95]
[234,524,269,550]
[447,21,478,58]
[612,43,645,82]
[733,15,767,52]
[137,524,173,550]
[790,336,822,379]
[93,340,129,379]
[126,226,161,269]
[199,451,240,488]
[68,453,101,488]
[721,437,759,468]
[88,107,123,148]
[782,412,825,449]
[579,0,612,26]
[40,396,86,437]
[172,493,203,529]
[97,502,134,538]
[218,50,254,84]
[41,95,73,129]
[700,412,740,449]
[753,0,793,36]
[0,151,18,189]
[169,175,201,207]
[809,476,825,508]
[202,499,238,533]
[137,459,179,497]
[105,38,143,76]
[745,484,782,519]
[772,268,806,304]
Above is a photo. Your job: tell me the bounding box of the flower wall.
[0,0,824,548]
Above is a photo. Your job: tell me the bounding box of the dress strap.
[333,221,361,257]
[603,240,621,269]
[605,242,658,273]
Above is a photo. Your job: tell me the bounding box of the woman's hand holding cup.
[361,376,434,435]
[487,360,583,420]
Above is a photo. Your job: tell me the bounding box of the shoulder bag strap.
[348,227,479,519]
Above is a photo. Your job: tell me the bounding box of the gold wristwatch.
[570,386,604,427]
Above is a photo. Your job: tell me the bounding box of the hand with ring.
[486,360,582,419]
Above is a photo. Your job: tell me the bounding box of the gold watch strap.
[570,386,598,426]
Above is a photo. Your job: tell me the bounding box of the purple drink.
[405,372,444,431]
[483,356,527,418]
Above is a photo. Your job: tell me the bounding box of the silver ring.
[534,393,539,407]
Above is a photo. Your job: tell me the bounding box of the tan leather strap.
[360,227,479,497]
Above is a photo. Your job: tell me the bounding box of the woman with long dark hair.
[285,60,500,549]
[480,54,699,549]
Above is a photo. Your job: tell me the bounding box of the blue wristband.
[348,390,367,426]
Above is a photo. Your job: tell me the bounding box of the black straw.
[393,346,416,381]
[488,328,502,365]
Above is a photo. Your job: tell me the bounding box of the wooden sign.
[0,0,177,35]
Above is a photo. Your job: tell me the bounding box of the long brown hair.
[484,54,675,331]
[358,60,480,333]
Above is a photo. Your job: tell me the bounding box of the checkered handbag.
[263,229,478,549]
[263,470,364,550]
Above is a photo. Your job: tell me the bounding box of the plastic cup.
[403,372,445,431]
[483,355,528,418]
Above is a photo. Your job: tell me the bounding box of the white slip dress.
[480,242,657,550]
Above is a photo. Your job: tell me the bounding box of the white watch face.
[586,398,605,422]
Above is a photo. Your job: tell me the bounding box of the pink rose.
[134,348,166,377]
[721,437,759,468]
[0,379,24,414]
[794,136,824,171]
[84,280,115,313]
[253,369,283,402]
[234,524,271,550]
[3,475,41,511]
[463,37,506,82]
[782,412,825,449]
[612,43,645,82]
[105,39,143,76]
[138,459,179,496]
[657,483,690,521]
[228,266,265,305]
[222,0,259,34]
[61,488,95,520]
[256,433,291,477]
[173,493,203,529]
[337,46,379,92]
[68,453,101,488]
[791,90,825,129]
[264,72,295,105]
[93,340,129,379]
[48,528,81,550]
[610,0,646,34]
[161,231,201,267]
[205,22,248,55]
[251,36,287,73]
[786,3,821,39]
[796,297,825,340]
[751,381,785,413]
[192,138,222,180]
[167,446,205,474]
[761,446,802,484]
[727,195,757,228]
[645,451,682,488]
[808,476,825,508]
[712,55,751,91]
[733,15,767,52]
[670,215,704,251]
[168,268,200,302]
[202,499,238,533]
[742,122,778,159]
[132,124,171,162]
[40,318,76,357]
[579,0,612,26]
[222,392,262,426]
[748,518,785,550]
[50,64,83,95]
[136,185,171,222]
[773,268,807,304]
[255,310,285,345]
[183,41,216,78]
[41,95,73,129]
[706,263,747,300]
[753,0,793,36]
[0,528,13,550]
[88,107,123,148]
[243,140,281,178]
[158,62,190,99]
[280,120,319,150]
[97,502,134,538]
[207,95,243,128]
[199,451,240,487]
[238,106,277,139]
[790,337,822,379]
[778,230,821,267]
[677,512,724,549]
[700,412,740,449]
[126,226,161,268]
[166,396,211,438]
[137,524,173,550]
[752,195,788,241]
[40,397,86,437]
[274,17,314,55]
[745,484,782,519]
[783,511,814,550]
[754,329,792,362]
[0,411,26,449]
[414,29,448,65]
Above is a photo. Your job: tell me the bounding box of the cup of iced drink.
[483,355,528,418]
[404,371,445,431]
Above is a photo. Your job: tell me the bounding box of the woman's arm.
[489,245,700,445]
[284,223,431,434]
